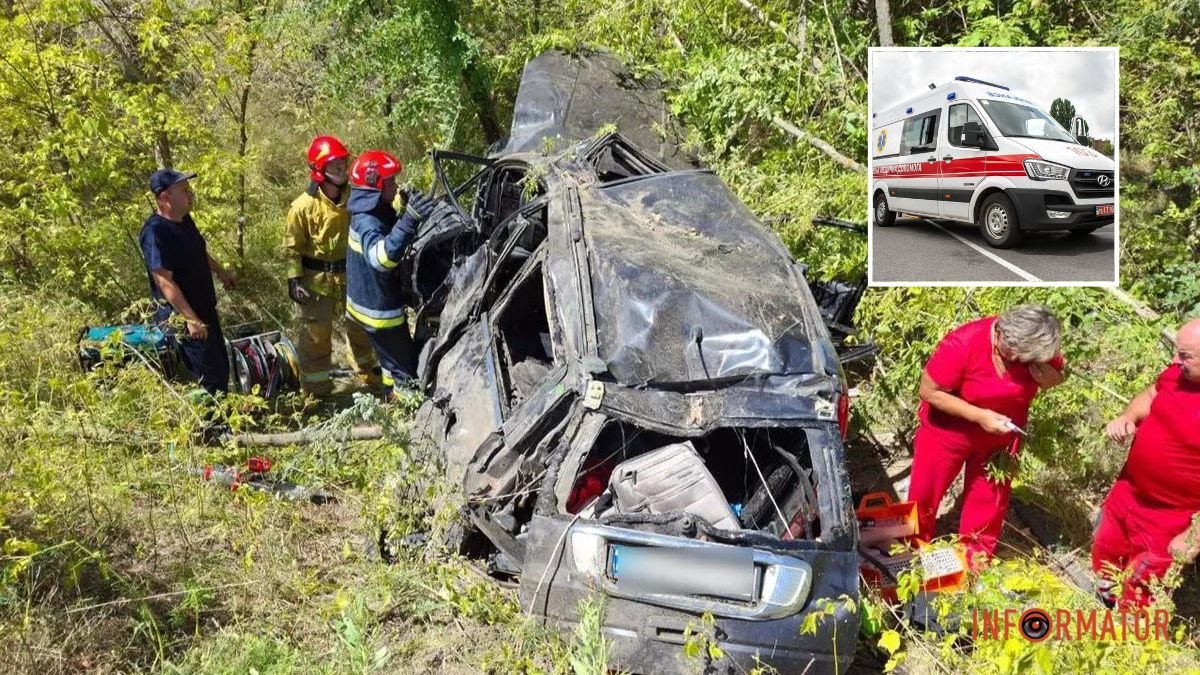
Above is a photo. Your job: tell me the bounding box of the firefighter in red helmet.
[344,149,435,396]
[281,135,378,395]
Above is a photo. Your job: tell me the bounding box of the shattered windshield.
[584,171,827,386]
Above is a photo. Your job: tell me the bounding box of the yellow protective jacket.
[282,182,350,296]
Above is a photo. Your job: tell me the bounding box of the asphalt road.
[871,217,1116,284]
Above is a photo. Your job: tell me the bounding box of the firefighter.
[140,168,235,394]
[1093,318,1200,608]
[283,135,379,395]
[344,150,435,396]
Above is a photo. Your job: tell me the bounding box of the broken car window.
[586,135,669,182]
[492,261,556,413]
[478,165,546,235]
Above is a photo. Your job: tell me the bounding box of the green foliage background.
[0,0,1198,672]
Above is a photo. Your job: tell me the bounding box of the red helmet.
[307,135,350,182]
[350,150,403,190]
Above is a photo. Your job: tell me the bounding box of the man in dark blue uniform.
[344,150,434,396]
[139,169,236,394]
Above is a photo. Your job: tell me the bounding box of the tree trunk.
[875,0,894,46]
[463,60,503,146]
[236,76,252,261]
[235,25,258,262]
[154,131,172,169]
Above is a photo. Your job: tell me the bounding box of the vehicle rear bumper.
[518,515,860,674]
[1007,188,1114,231]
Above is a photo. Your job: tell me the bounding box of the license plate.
[1096,204,1114,216]
[608,544,756,601]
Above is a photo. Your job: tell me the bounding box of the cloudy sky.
[870,49,1117,140]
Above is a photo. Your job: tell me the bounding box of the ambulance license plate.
[1096,204,1114,216]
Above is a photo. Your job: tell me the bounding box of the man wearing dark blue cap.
[139,169,236,394]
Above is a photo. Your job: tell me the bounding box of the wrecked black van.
[404,50,861,674]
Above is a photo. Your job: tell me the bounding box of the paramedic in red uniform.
[1092,318,1200,608]
[909,304,1065,567]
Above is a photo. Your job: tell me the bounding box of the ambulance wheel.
[978,194,1023,248]
[873,192,896,227]
[1069,226,1100,236]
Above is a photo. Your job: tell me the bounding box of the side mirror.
[962,121,987,148]
[1072,116,1091,147]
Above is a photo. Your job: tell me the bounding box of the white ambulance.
[871,76,1115,248]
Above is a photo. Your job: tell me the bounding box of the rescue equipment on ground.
[78,324,181,377]
[78,322,301,398]
[225,328,301,396]
[855,492,968,602]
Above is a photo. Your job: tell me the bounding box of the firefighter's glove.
[405,190,437,224]
[288,277,312,305]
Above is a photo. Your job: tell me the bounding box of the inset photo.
[868,47,1118,286]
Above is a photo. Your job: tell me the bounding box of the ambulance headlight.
[1024,159,1070,181]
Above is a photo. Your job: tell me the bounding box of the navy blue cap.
[149,168,197,196]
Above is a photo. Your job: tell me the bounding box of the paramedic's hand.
[288,277,311,305]
[1106,415,1138,444]
[186,319,209,341]
[974,409,1013,435]
[218,269,236,292]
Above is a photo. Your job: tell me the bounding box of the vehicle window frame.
[477,199,550,313]
[486,250,560,417]
[899,109,940,156]
[947,102,986,149]
[476,162,545,235]
[431,149,493,222]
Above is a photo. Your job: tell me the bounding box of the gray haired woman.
[908,304,1065,568]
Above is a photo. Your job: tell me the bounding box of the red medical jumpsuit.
[1092,364,1200,607]
[908,316,1063,566]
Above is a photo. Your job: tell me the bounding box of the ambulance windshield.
[978,99,1077,143]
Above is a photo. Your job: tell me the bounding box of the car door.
[890,108,942,217]
[463,246,574,501]
[939,101,990,222]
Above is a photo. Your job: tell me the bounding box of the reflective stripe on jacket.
[345,186,417,331]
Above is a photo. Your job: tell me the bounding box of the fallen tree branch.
[771,116,865,173]
[1103,286,1177,346]
[1105,286,1159,321]
[737,0,804,53]
[225,425,384,447]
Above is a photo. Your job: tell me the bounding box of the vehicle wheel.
[1069,226,1100,236]
[873,192,896,227]
[977,194,1024,248]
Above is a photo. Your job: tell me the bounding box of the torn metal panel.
[502,50,699,171]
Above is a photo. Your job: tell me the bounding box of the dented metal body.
[407,50,860,674]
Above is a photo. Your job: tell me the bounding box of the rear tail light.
[837,391,851,440]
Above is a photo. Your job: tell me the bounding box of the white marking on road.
[927,221,1043,283]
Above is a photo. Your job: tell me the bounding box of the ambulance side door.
[939,101,992,222]
[890,108,942,217]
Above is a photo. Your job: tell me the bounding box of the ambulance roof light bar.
[954,75,1010,91]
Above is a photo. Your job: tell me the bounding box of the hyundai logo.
[1097,175,1111,187]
